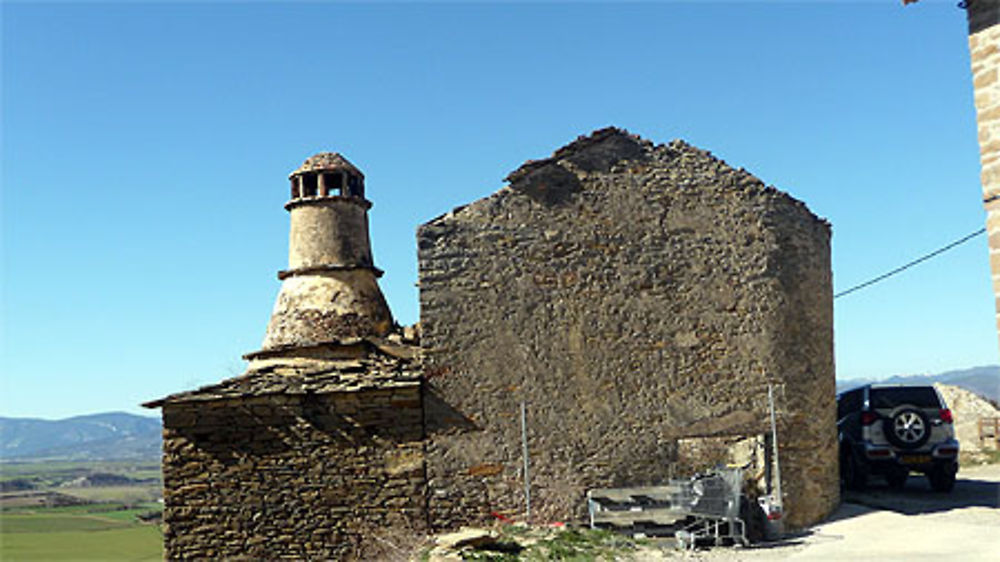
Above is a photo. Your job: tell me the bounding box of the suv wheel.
[842,448,868,491]
[883,406,931,450]
[928,462,957,493]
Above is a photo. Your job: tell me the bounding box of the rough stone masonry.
[145,154,427,560]
[966,0,1000,348]
[418,128,838,529]
[147,355,425,560]
[146,129,838,559]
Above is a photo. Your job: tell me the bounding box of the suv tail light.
[939,409,953,424]
[861,411,878,426]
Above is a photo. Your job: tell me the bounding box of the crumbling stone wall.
[417,128,837,529]
[160,387,425,560]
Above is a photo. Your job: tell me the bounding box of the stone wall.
[968,1,1000,348]
[160,387,426,560]
[417,129,837,530]
[287,198,374,271]
[262,270,394,348]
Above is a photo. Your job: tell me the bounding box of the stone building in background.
[418,128,837,529]
[144,155,426,560]
[146,128,837,558]
[966,1,1000,347]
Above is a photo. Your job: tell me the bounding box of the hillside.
[0,412,161,461]
[2,366,997,463]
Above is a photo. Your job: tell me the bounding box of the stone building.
[146,128,837,558]
[966,1,1000,347]
[144,155,426,559]
[912,0,1000,349]
[418,128,837,529]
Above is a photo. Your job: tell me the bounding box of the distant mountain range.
[836,365,1000,404]
[0,412,161,461]
[1,366,997,462]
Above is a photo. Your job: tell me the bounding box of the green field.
[1,525,163,561]
[2,513,132,533]
[0,461,164,560]
[1,506,163,561]
[55,485,160,504]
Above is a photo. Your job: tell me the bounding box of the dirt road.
[680,463,1000,561]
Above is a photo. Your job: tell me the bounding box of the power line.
[834,227,987,299]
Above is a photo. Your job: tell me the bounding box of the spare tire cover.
[883,406,931,450]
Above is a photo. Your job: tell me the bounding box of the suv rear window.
[837,388,863,420]
[869,387,940,409]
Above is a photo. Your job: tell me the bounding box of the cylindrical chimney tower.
[257,153,393,352]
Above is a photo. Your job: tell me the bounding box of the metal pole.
[768,384,783,511]
[521,401,531,524]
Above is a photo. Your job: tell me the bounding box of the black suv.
[837,384,959,492]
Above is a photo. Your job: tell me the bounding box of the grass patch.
[0,525,163,561]
[978,448,1000,464]
[58,485,160,504]
[1,513,131,533]
[5,502,162,520]
[18,504,98,514]
[523,528,643,562]
[97,504,163,523]
[447,527,650,562]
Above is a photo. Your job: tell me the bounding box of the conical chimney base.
[260,269,393,351]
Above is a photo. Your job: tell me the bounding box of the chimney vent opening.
[301,174,318,197]
[348,174,363,197]
[323,172,343,196]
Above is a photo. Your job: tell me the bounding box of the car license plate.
[900,455,931,465]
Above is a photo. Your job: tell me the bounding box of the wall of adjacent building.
[160,388,426,560]
[416,130,838,530]
[969,1,1000,347]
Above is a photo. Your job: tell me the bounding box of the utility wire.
[834,227,987,299]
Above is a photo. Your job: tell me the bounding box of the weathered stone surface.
[286,199,374,270]
[150,132,838,558]
[259,151,393,352]
[435,527,497,549]
[417,127,837,529]
[149,151,425,560]
[158,383,426,560]
[291,152,364,179]
[967,3,1000,348]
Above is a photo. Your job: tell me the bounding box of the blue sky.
[2,1,996,419]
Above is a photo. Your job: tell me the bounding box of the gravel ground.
[636,463,1000,561]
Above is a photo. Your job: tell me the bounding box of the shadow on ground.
[838,473,1000,517]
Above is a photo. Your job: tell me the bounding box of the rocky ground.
[417,385,1000,560]
[421,462,1000,561]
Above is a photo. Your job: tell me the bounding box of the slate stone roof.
[143,341,419,408]
[289,152,364,178]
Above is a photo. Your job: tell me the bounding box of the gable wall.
[417,138,837,529]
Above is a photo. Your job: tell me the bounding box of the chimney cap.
[290,152,364,179]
